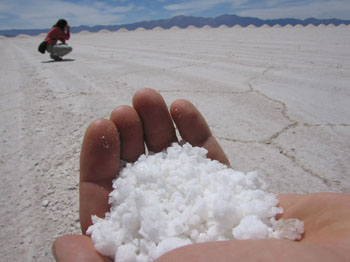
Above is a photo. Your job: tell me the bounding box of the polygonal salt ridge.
[199,92,292,142]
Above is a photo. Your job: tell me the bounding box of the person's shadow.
[42,58,75,63]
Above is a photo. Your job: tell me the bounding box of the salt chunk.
[41,199,49,207]
[271,218,304,240]
[207,225,219,241]
[213,197,238,228]
[188,214,200,226]
[167,219,186,236]
[243,199,270,218]
[88,220,121,258]
[246,171,268,190]
[139,207,166,242]
[190,230,199,242]
[232,215,269,240]
[140,240,156,255]
[192,198,209,219]
[122,212,139,234]
[115,244,137,262]
[197,233,209,243]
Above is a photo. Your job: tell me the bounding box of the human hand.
[52,88,350,261]
[52,88,228,261]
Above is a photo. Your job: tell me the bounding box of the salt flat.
[0,26,350,261]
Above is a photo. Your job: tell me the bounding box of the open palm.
[53,88,350,262]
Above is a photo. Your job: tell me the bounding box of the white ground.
[1,26,350,261]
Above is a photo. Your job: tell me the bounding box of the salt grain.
[42,199,49,208]
[87,143,304,262]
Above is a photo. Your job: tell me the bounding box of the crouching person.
[45,19,72,61]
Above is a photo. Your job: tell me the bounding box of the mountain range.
[1,14,350,37]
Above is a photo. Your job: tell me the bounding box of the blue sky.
[1,0,350,30]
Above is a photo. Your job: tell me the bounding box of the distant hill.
[1,14,349,37]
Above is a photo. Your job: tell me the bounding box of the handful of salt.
[87,143,303,262]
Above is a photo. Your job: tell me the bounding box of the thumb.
[52,235,111,262]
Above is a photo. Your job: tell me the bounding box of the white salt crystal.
[271,218,304,240]
[87,143,304,262]
[197,233,209,243]
[88,217,121,258]
[41,199,49,207]
[190,230,199,242]
[115,244,137,262]
[207,225,219,241]
[232,215,269,240]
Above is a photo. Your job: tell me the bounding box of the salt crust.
[87,143,304,262]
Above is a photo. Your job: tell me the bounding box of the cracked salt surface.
[87,143,303,262]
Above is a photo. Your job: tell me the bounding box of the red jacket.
[45,27,70,45]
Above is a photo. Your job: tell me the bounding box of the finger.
[52,235,111,262]
[110,105,145,163]
[132,88,177,152]
[170,99,230,166]
[80,119,120,234]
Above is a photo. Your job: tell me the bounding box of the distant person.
[45,19,72,61]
